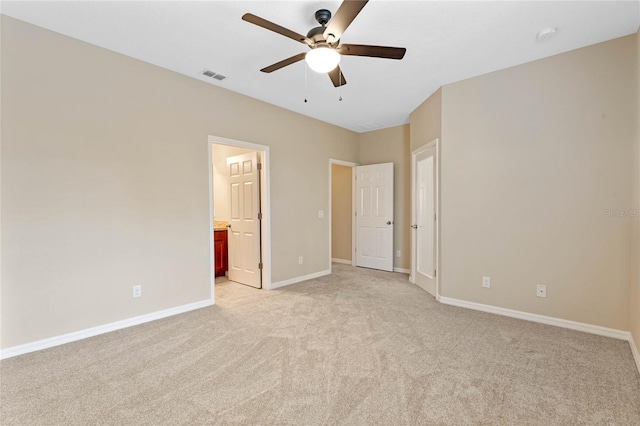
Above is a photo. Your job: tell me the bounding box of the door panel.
[356,163,394,272]
[414,145,437,296]
[227,152,261,288]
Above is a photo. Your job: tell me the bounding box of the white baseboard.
[0,299,213,360]
[269,269,331,290]
[630,334,640,374]
[331,258,352,265]
[438,296,630,341]
[393,267,410,274]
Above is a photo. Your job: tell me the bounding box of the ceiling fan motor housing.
[307,26,331,45]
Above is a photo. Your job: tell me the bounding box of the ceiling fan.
[242,0,406,87]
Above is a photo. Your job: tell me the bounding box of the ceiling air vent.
[357,121,383,132]
[202,69,226,81]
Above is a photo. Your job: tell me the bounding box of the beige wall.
[410,88,441,153]
[331,164,352,262]
[438,35,636,330]
[0,16,359,349]
[212,144,256,223]
[358,125,410,270]
[631,28,640,355]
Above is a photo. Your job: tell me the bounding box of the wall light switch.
[318,210,324,218]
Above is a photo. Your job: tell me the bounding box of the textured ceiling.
[2,1,639,133]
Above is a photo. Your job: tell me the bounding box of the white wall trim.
[0,299,213,360]
[332,258,352,265]
[393,267,410,274]
[269,269,331,290]
[207,141,215,303]
[630,334,640,375]
[439,296,630,341]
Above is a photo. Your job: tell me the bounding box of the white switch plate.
[318,210,324,218]
[537,284,547,298]
[482,276,491,288]
[298,256,303,265]
[132,285,142,298]
[396,250,401,258]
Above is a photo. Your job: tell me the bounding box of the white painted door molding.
[411,139,439,297]
[208,135,271,297]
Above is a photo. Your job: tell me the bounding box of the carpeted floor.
[1,263,639,425]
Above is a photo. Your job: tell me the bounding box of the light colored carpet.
[1,263,639,425]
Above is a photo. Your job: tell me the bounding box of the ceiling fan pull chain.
[304,61,308,103]
[339,68,343,101]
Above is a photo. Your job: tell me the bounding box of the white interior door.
[227,152,261,288]
[355,163,394,272]
[413,144,437,296]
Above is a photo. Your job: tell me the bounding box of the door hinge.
[434,269,437,277]
[258,212,262,220]
[434,213,437,221]
[257,163,262,170]
[259,262,263,270]
[355,211,357,217]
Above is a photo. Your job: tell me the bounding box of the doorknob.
[411,224,418,229]
[387,221,392,225]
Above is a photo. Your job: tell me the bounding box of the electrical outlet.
[396,250,401,258]
[318,210,324,218]
[298,256,303,265]
[132,285,142,298]
[482,276,491,288]
[537,284,547,298]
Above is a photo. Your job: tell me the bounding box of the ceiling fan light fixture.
[305,47,340,73]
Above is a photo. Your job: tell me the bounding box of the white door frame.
[328,159,358,270]
[410,138,439,297]
[208,135,271,302]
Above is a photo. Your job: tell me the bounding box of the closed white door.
[227,152,261,288]
[355,163,394,272]
[412,144,437,296]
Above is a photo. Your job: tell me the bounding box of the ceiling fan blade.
[328,65,347,87]
[323,1,369,43]
[260,52,307,73]
[338,44,406,60]
[242,13,311,45]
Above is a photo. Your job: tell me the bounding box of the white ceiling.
[2,1,639,133]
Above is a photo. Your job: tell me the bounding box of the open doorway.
[209,136,271,300]
[329,160,357,269]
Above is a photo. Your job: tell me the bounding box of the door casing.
[411,138,440,298]
[208,136,271,303]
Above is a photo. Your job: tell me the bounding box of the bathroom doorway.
[209,136,271,297]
